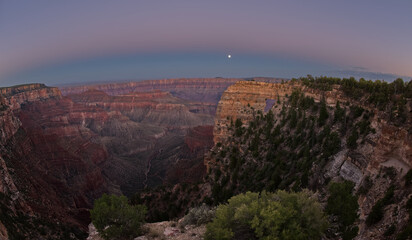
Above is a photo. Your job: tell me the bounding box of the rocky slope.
[87,220,206,240]
[205,79,412,239]
[0,85,116,239]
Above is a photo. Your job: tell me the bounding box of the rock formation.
[213,81,296,144]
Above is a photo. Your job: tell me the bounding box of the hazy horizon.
[1,1,411,86]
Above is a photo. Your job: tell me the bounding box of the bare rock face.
[213,81,295,144]
[69,89,214,128]
[164,125,214,185]
[185,126,214,153]
[0,91,112,234]
[0,83,61,110]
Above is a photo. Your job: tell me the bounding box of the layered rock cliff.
[0,83,61,110]
[60,78,242,103]
[213,81,296,143]
[60,78,285,104]
[0,84,114,239]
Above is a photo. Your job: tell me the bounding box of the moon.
[227,54,231,59]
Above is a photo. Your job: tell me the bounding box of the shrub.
[179,204,216,227]
[326,181,359,239]
[205,190,328,240]
[326,181,359,227]
[90,194,147,240]
[366,200,384,226]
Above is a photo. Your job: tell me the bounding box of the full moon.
[227,54,231,59]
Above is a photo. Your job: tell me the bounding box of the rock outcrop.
[0,83,61,110]
[213,81,296,144]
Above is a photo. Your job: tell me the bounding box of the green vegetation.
[179,204,216,227]
[326,181,359,239]
[205,190,328,240]
[295,76,411,123]
[91,194,147,240]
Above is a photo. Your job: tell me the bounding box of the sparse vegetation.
[297,76,412,123]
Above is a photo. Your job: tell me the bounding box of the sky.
[0,0,411,86]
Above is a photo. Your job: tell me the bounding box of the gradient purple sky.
[0,0,411,86]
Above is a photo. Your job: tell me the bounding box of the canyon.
[0,78,263,238]
[1,77,411,239]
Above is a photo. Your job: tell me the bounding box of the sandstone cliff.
[213,81,296,144]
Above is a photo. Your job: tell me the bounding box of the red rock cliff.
[0,83,62,110]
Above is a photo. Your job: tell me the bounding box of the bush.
[90,194,147,240]
[366,200,384,226]
[179,204,216,227]
[326,181,359,227]
[326,181,359,239]
[205,190,328,240]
